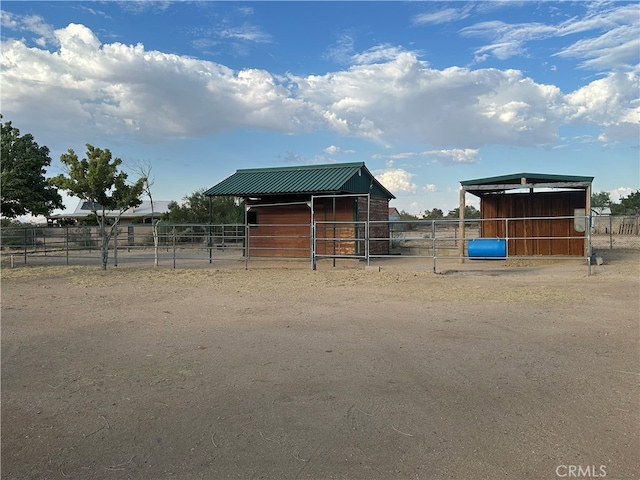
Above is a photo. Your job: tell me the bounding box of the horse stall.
[459,173,593,258]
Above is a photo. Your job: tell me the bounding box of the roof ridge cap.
[237,162,364,173]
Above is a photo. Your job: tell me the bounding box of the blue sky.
[2,1,639,217]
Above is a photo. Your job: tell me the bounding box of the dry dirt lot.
[2,251,639,480]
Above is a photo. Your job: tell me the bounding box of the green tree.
[446,205,480,219]
[1,118,63,218]
[162,190,243,224]
[398,210,418,220]
[49,144,145,270]
[618,190,640,215]
[424,208,444,219]
[591,191,612,214]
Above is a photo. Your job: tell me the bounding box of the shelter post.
[458,187,466,264]
[586,182,592,276]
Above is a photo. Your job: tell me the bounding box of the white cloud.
[215,25,272,43]
[324,34,356,65]
[294,54,569,146]
[350,44,411,65]
[564,71,639,139]
[609,186,635,202]
[0,24,304,142]
[1,23,637,147]
[424,184,437,192]
[1,10,18,29]
[324,145,340,155]
[462,3,640,70]
[373,152,419,161]
[462,20,556,61]
[376,169,417,194]
[1,11,57,47]
[325,36,417,67]
[413,7,472,26]
[555,24,640,70]
[423,149,478,165]
[115,1,171,14]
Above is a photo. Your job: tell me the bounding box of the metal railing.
[2,215,638,271]
[0,223,245,268]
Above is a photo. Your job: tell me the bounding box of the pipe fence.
[1,215,638,271]
[0,223,245,268]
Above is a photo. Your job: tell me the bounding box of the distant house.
[388,207,401,221]
[48,200,171,226]
[591,207,611,216]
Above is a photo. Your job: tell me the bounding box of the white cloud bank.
[1,22,638,147]
[376,169,417,194]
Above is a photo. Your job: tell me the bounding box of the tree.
[398,210,418,220]
[424,208,444,219]
[162,190,243,224]
[618,190,640,215]
[591,191,612,214]
[1,118,64,218]
[131,159,160,266]
[446,205,481,219]
[49,145,145,270]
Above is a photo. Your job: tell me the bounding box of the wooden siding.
[315,197,359,256]
[360,196,391,255]
[246,195,390,257]
[480,191,587,256]
[247,203,311,257]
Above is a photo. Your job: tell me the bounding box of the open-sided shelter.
[204,162,395,258]
[459,173,594,256]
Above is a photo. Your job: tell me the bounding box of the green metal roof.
[204,162,395,199]
[460,172,593,186]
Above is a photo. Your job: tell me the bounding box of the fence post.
[114,226,118,267]
[66,227,69,265]
[432,220,436,273]
[587,214,592,277]
[23,228,27,264]
[505,218,510,258]
[609,215,613,250]
[172,226,176,269]
[208,225,213,264]
[311,221,316,271]
[245,224,250,270]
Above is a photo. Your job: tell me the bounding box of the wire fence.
[1,216,638,271]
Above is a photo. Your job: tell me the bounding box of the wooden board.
[480,191,586,256]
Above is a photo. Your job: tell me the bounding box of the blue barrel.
[468,238,506,259]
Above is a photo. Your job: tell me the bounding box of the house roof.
[204,162,395,199]
[460,172,593,196]
[49,200,171,219]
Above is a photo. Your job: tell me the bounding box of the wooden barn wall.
[359,196,391,255]
[246,195,390,257]
[246,200,311,257]
[480,191,586,256]
[315,197,359,256]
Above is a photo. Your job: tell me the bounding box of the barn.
[204,162,395,259]
[459,173,594,257]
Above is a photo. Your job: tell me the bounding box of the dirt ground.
[1,250,638,480]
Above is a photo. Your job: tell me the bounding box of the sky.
[1,0,639,219]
